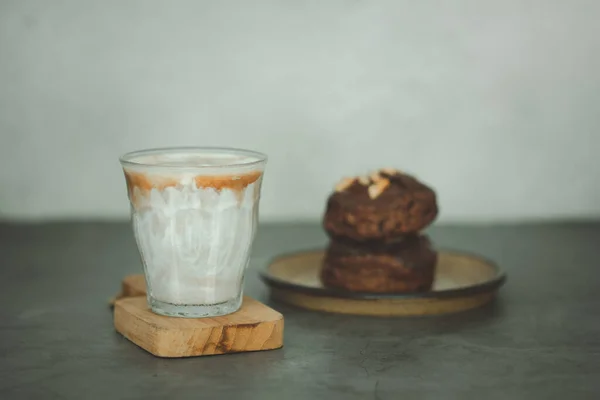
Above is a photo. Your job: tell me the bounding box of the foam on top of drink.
[128,151,260,168]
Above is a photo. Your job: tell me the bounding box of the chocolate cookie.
[321,234,437,293]
[323,168,438,242]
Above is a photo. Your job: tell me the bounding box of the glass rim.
[119,146,268,170]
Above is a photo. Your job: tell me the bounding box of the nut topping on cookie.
[370,171,383,182]
[368,178,390,199]
[335,177,356,192]
[381,167,399,175]
[358,176,370,185]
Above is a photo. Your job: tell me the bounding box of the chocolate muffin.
[321,234,437,293]
[323,168,438,243]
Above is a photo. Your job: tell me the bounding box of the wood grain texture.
[112,276,284,358]
[261,250,505,316]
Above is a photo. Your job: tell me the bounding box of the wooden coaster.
[113,275,284,358]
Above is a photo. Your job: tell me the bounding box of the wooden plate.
[260,249,506,316]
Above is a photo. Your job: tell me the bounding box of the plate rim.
[259,248,507,300]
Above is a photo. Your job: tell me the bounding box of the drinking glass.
[119,147,267,318]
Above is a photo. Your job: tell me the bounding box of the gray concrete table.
[0,222,599,399]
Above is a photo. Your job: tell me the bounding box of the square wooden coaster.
[113,275,284,358]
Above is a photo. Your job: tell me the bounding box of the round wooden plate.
[260,249,506,316]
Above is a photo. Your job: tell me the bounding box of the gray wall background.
[1,0,599,223]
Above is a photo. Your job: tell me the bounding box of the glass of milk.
[119,147,267,318]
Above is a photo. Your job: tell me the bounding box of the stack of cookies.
[320,168,439,293]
